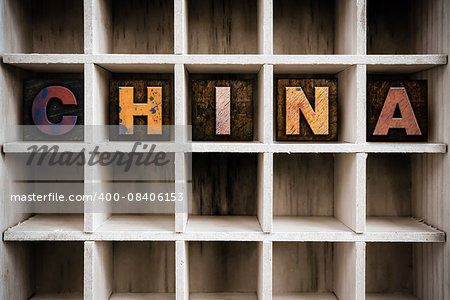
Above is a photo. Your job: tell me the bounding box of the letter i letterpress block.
[23,80,84,141]
[367,80,427,142]
[191,76,254,141]
[276,78,338,141]
[109,78,173,141]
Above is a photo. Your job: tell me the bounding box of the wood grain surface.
[192,153,257,216]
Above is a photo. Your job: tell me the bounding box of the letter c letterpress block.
[109,78,173,141]
[23,79,84,141]
[191,75,254,141]
[276,78,338,141]
[367,80,427,142]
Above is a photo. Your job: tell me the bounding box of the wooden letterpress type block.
[276,78,338,141]
[191,75,254,141]
[367,80,427,142]
[23,80,84,141]
[109,78,173,141]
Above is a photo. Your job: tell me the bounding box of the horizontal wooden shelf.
[186,216,262,233]
[273,216,353,234]
[365,294,418,300]
[96,215,174,233]
[190,293,257,300]
[273,293,338,300]
[3,142,447,154]
[365,217,445,242]
[4,215,445,243]
[3,214,84,241]
[3,54,447,73]
[30,293,83,300]
[109,293,175,300]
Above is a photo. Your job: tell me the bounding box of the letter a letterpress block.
[109,78,172,141]
[23,79,84,141]
[276,78,337,141]
[191,76,254,141]
[367,80,427,142]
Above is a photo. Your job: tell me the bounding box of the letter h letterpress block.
[276,78,338,141]
[367,80,427,142]
[109,78,173,141]
[23,79,84,141]
[191,76,254,141]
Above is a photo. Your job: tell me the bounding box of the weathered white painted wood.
[257,241,271,300]
[272,293,337,300]
[175,153,188,233]
[96,215,174,232]
[336,65,357,143]
[190,293,257,300]
[30,293,83,300]
[186,216,261,233]
[365,294,417,300]
[258,64,273,143]
[175,63,188,233]
[356,65,367,143]
[174,0,188,55]
[334,242,365,300]
[335,0,354,54]
[4,215,444,242]
[3,54,447,71]
[85,0,113,54]
[4,214,83,232]
[176,241,189,300]
[84,241,113,300]
[273,216,353,233]
[334,154,359,232]
[257,153,273,232]
[367,217,444,235]
[3,141,447,154]
[257,0,272,55]
[109,293,175,300]
[355,153,367,232]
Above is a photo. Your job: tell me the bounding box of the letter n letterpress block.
[191,76,254,141]
[109,78,172,141]
[23,80,84,141]
[367,80,427,142]
[276,78,337,141]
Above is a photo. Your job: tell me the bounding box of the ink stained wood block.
[191,76,254,141]
[110,79,172,141]
[276,78,337,141]
[23,79,84,141]
[367,80,427,142]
